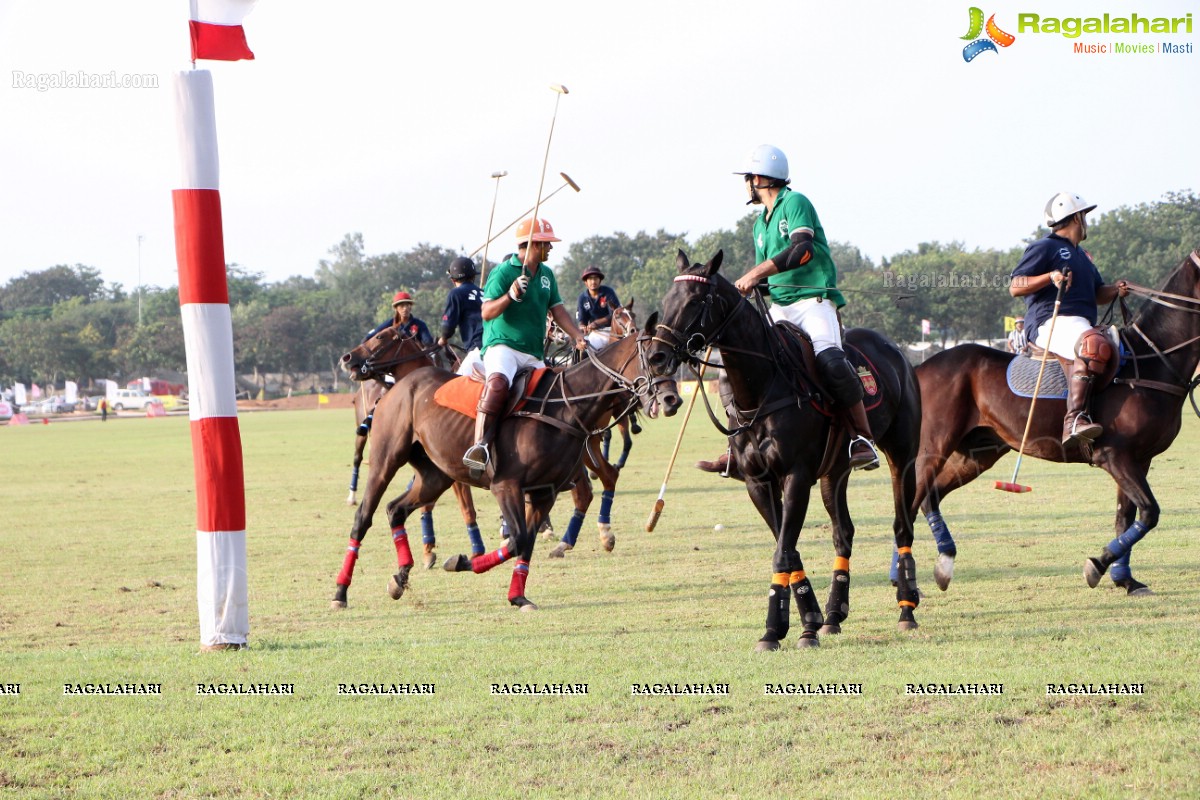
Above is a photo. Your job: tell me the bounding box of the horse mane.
[1128,250,1200,338]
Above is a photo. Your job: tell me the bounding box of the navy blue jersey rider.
[576,266,623,349]
[1009,192,1128,444]
[438,256,485,376]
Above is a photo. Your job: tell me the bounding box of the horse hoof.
[934,554,954,591]
[510,596,538,611]
[344,492,357,507]
[423,552,437,570]
[795,635,820,649]
[387,567,411,600]
[1127,586,1154,597]
[542,528,558,541]
[1083,557,1105,589]
[754,639,781,652]
[819,623,841,636]
[897,619,919,631]
[548,542,572,559]
[442,554,470,572]
[1114,578,1154,597]
[329,600,347,610]
[598,526,615,552]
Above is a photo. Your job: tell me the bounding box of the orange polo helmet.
[516,218,561,243]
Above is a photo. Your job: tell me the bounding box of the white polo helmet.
[737,144,789,181]
[1044,192,1097,227]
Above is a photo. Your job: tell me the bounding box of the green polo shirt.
[754,187,845,308]
[481,254,564,357]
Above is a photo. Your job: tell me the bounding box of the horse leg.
[588,447,619,552]
[1109,488,1152,596]
[383,458,453,601]
[615,418,633,469]
[817,474,852,635]
[441,482,485,572]
[1085,459,1158,592]
[911,444,1007,591]
[331,431,407,609]
[419,502,436,569]
[496,481,541,610]
[550,473,589,558]
[346,431,366,506]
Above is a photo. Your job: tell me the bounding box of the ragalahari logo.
[962,7,1016,61]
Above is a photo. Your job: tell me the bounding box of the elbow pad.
[781,230,814,271]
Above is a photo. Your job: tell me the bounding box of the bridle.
[349,329,442,381]
[1111,250,1200,412]
[651,273,757,368]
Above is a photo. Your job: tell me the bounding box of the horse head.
[647,249,743,378]
[340,327,431,383]
[584,310,682,419]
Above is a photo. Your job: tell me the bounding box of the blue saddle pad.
[1006,354,1068,399]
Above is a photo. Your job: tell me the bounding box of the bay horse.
[915,250,1200,596]
[340,328,485,569]
[331,314,681,610]
[646,251,923,650]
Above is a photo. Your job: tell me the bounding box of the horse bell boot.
[463,373,510,475]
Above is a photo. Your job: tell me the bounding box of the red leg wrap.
[392,528,413,568]
[508,560,530,602]
[471,545,510,574]
[336,539,360,586]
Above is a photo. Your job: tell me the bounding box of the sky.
[1,0,1197,293]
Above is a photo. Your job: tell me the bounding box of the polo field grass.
[2,407,1198,798]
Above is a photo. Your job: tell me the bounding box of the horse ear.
[627,297,635,313]
[644,311,659,334]
[706,250,724,277]
[675,250,690,273]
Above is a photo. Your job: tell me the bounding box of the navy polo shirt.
[440,281,483,350]
[1010,233,1105,343]
[577,286,622,327]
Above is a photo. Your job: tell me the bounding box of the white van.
[111,388,157,411]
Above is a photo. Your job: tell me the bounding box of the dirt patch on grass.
[238,392,359,412]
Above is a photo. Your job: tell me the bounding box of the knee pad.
[1075,327,1113,372]
[816,348,864,406]
[478,374,510,414]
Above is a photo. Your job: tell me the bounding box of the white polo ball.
[713,524,724,531]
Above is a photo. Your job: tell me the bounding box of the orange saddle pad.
[433,369,549,419]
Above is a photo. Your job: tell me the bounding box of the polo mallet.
[468,173,580,258]
[524,85,569,257]
[646,349,711,532]
[479,170,507,283]
[996,276,1068,493]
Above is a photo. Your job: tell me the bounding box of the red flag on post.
[189,0,258,62]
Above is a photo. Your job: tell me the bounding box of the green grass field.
[2,407,1199,798]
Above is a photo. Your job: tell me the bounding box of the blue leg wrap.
[889,547,899,583]
[601,429,612,461]
[421,511,435,546]
[466,522,484,556]
[1109,549,1132,582]
[563,510,585,547]
[349,465,360,493]
[1106,521,1149,560]
[926,511,956,557]
[598,490,615,525]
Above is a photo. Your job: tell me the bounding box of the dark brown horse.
[915,250,1200,596]
[340,328,484,568]
[646,251,923,650]
[331,314,680,610]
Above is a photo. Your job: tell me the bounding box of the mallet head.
[491,170,508,179]
[550,84,569,94]
[559,172,580,192]
[994,481,1032,493]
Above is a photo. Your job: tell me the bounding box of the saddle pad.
[1006,353,1067,399]
[433,368,549,419]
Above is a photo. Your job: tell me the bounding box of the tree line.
[2,191,1197,392]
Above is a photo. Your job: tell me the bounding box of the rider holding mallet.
[1009,193,1129,445]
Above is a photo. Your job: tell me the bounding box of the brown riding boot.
[845,400,880,471]
[463,374,509,476]
[696,451,741,479]
[1063,362,1103,444]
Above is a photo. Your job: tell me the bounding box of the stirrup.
[462,443,490,474]
[848,436,880,471]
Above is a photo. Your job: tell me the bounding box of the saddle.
[433,367,550,419]
[771,321,884,413]
[1007,326,1122,399]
